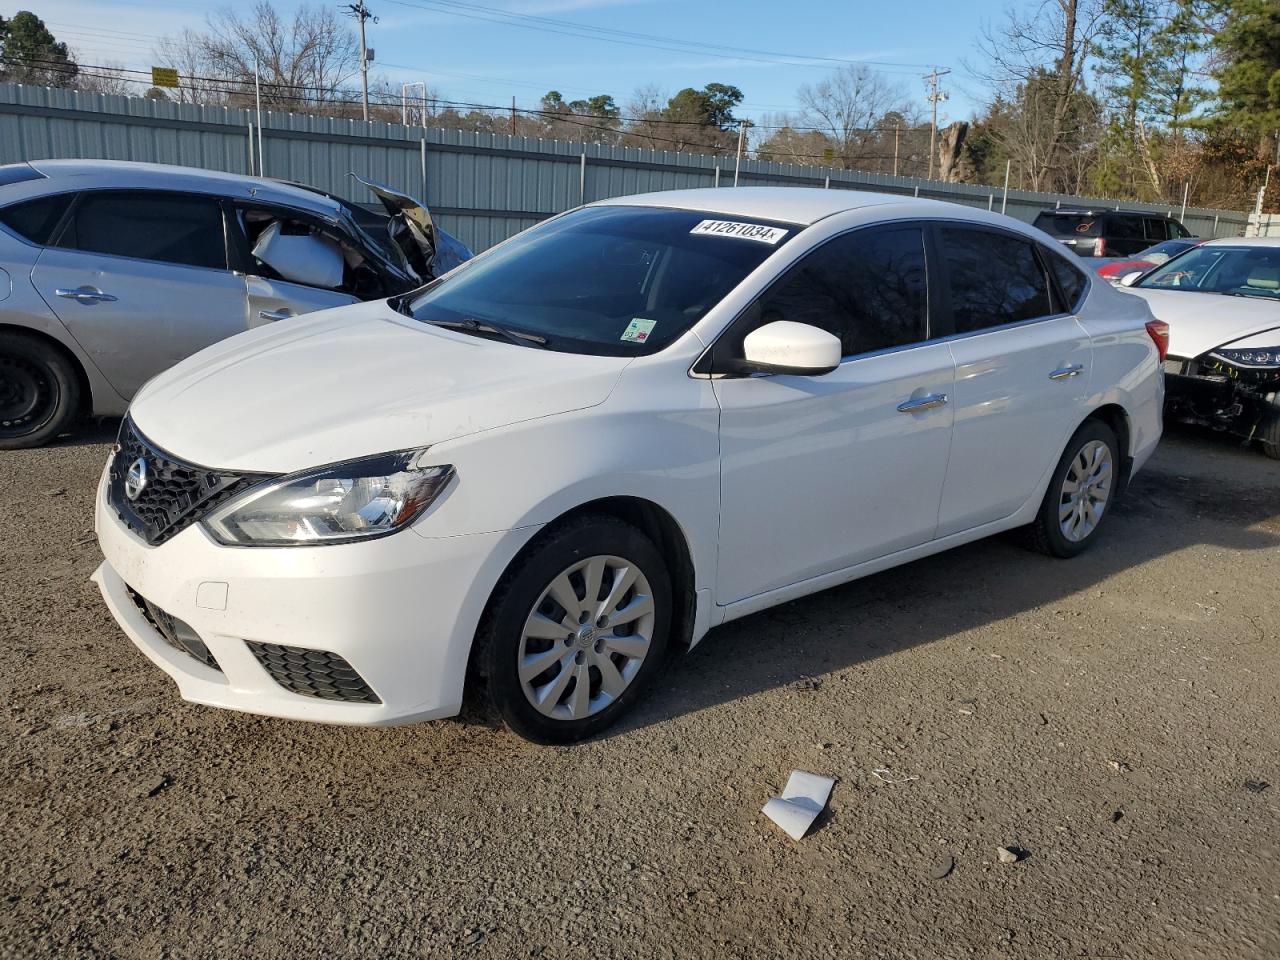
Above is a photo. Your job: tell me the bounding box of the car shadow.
[606,427,1280,739]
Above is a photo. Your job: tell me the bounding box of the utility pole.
[923,66,951,180]
[734,120,749,187]
[893,122,900,177]
[511,96,516,137]
[346,0,377,123]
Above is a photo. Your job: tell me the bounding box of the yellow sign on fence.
[150,67,179,89]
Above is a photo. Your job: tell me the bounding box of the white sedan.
[93,188,1165,743]
[1117,237,1280,458]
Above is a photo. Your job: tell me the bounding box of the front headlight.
[1210,346,1280,369]
[203,450,454,546]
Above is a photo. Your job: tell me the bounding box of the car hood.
[129,302,631,473]
[352,175,472,280]
[1119,286,1280,359]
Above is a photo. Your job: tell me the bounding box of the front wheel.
[477,516,672,744]
[1258,392,1280,460]
[1027,419,1120,558]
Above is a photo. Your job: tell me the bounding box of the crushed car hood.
[352,175,472,280]
[1120,286,1280,359]
[129,301,631,473]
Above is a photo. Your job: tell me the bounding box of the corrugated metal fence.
[0,83,1251,252]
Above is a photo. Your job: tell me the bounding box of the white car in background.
[1118,237,1280,458]
[93,188,1165,744]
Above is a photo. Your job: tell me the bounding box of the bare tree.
[797,65,915,171]
[972,0,1105,189]
[155,2,359,109]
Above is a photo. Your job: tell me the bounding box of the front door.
[30,190,248,398]
[712,224,956,605]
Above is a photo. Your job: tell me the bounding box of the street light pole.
[734,120,748,187]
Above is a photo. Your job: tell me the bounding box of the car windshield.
[1137,245,1280,299]
[408,205,796,355]
[1138,239,1196,264]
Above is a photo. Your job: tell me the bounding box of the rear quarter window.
[1043,248,1089,311]
[0,194,74,245]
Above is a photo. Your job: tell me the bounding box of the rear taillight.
[1096,236,1107,257]
[1145,319,1170,362]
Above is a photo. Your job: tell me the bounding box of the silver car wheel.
[1059,439,1113,542]
[517,554,655,721]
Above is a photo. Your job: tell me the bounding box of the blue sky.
[37,0,1007,124]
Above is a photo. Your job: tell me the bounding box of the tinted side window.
[940,228,1053,332]
[1044,248,1088,311]
[1109,215,1144,240]
[0,194,73,244]
[751,226,928,358]
[1144,218,1169,241]
[56,192,226,270]
[1171,221,1192,239]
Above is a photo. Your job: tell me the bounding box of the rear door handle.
[1049,363,1084,381]
[897,393,948,413]
[55,286,117,303]
[258,308,293,321]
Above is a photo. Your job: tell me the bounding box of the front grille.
[108,418,270,546]
[127,587,221,671]
[246,642,381,703]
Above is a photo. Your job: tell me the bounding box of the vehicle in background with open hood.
[0,160,471,448]
[1118,237,1280,458]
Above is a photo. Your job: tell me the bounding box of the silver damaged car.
[0,159,470,448]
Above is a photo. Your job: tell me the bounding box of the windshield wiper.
[426,317,549,348]
[1223,291,1280,300]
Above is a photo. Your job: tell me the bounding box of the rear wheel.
[0,331,80,449]
[477,516,672,744]
[1027,419,1120,558]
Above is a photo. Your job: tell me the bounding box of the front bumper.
[1163,356,1280,435]
[93,465,537,726]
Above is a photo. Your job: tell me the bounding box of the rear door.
[29,190,248,398]
[933,225,1092,537]
[712,224,956,603]
[1107,215,1147,257]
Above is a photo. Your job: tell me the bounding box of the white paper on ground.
[762,770,836,840]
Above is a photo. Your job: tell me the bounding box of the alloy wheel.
[517,554,656,721]
[1058,439,1113,542]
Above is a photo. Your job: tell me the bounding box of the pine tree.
[0,11,78,87]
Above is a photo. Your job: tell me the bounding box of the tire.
[477,515,673,744]
[1258,392,1280,461]
[0,331,80,450]
[1026,419,1121,559]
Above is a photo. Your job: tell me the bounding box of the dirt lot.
[1,422,1278,960]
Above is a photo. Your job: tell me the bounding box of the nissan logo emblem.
[124,457,150,501]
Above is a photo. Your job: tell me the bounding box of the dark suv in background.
[1033,208,1196,258]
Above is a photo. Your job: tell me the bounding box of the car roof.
[1201,236,1280,248]
[18,159,343,218]
[595,187,928,225]
[1040,208,1174,218]
[591,187,1078,248]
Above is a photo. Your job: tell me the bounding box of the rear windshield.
[1035,214,1101,238]
[1138,246,1280,299]
[409,205,796,356]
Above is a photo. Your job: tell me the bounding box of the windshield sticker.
[690,220,788,245]
[621,317,657,343]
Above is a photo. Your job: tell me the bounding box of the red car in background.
[1094,238,1203,283]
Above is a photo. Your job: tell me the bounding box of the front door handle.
[55,286,117,303]
[1049,363,1084,381]
[897,393,948,413]
[258,308,293,321]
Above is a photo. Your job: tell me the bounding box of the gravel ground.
[1,422,1278,960]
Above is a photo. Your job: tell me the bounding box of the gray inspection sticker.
[689,220,789,245]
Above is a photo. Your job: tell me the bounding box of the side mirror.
[1119,271,1144,287]
[740,320,841,376]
